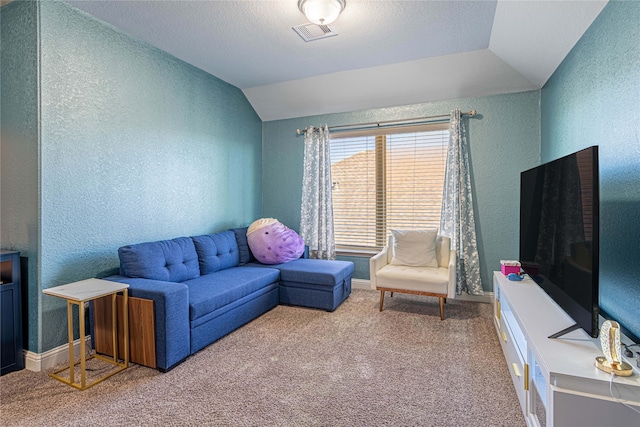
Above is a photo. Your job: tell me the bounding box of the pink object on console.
[501,265,520,275]
[500,260,521,276]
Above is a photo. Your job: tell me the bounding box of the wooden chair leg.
[439,297,445,320]
[379,290,385,311]
[391,292,394,297]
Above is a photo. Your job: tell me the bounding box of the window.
[330,123,449,253]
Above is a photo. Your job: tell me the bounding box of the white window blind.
[330,123,449,252]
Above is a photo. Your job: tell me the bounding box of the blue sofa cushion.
[191,231,240,274]
[183,267,280,321]
[266,259,355,286]
[118,237,200,282]
[230,227,254,265]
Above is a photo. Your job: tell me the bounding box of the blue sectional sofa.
[104,228,353,371]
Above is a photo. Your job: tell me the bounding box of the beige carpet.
[1,289,525,426]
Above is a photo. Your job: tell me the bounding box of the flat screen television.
[520,146,599,338]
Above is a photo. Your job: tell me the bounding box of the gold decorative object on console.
[596,320,633,377]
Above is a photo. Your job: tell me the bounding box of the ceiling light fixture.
[298,0,345,26]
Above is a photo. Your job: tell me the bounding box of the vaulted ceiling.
[65,1,608,121]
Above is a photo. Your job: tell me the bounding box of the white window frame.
[330,122,449,255]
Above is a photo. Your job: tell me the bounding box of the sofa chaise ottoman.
[258,259,353,311]
[233,227,354,312]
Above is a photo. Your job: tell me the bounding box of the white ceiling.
[65,0,608,121]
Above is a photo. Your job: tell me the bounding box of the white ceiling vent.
[293,23,338,42]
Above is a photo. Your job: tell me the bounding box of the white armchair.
[370,231,456,320]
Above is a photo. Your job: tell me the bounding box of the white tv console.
[493,272,640,426]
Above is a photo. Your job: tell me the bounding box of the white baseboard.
[24,335,92,372]
[455,291,493,304]
[352,278,371,290]
[352,278,493,303]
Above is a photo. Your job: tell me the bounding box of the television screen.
[520,146,599,338]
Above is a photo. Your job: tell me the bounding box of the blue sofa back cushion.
[230,227,254,265]
[192,231,240,275]
[118,237,200,282]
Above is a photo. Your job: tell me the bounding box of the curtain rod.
[296,110,476,135]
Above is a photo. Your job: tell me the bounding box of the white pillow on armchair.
[390,229,439,268]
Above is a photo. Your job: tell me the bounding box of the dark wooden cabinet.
[1,251,24,375]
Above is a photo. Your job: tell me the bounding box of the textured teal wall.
[541,1,640,339]
[262,91,541,290]
[0,0,40,353]
[5,1,263,353]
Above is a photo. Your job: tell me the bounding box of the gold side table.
[43,278,129,390]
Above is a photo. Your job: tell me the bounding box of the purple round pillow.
[247,218,305,264]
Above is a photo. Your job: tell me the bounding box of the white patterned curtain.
[440,110,483,295]
[300,125,336,260]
